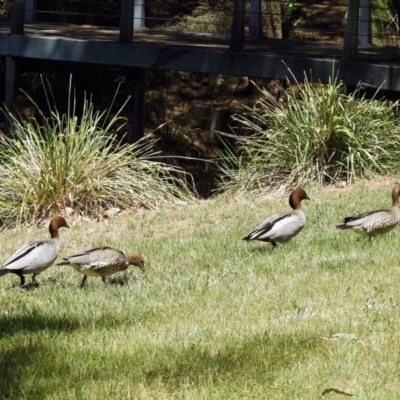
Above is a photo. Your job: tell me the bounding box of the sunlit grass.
[1,179,400,398]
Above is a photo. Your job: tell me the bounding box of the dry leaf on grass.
[103,208,122,219]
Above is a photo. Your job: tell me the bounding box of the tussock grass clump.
[165,5,232,34]
[0,80,195,226]
[218,71,400,195]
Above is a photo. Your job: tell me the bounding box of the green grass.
[1,179,400,398]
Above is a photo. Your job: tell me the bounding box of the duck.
[0,216,69,287]
[57,246,145,287]
[336,184,400,240]
[243,188,310,247]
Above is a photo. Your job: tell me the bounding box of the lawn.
[1,179,400,399]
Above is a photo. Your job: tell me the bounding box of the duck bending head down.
[57,246,145,287]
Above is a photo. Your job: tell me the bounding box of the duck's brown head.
[125,253,145,272]
[49,216,70,239]
[391,184,400,205]
[289,188,310,210]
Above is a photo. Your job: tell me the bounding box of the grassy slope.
[1,180,400,399]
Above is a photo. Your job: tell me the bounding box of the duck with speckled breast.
[57,246,145,287]
[336,184,400,241]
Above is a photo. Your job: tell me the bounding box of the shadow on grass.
[141,329,328,389]
[0,312,83,338]
[0,342,52,399]
[246,245,275,254]
[107,273,142,286]
[65,273,143,288]
[0,321,329,397]
[0,311,85,399]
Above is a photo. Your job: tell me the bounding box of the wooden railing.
[2,0,399,136]
[7,0,398,60]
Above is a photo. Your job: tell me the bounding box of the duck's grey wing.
[336,209,385,229]
[2,240,59,272]
[243,212,290,241]
[57,246,123,266]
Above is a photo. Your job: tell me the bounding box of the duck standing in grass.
[0,216,69,287]
[336,184,400,241]
[57,246,145,287]
[243,188,310,247]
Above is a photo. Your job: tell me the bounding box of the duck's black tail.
[336,224,351,230]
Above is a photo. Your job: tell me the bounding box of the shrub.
[164,5,232,34]
[0,78,195,226]
[217,69,400,195]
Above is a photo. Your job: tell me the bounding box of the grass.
[217,72,400,195]
[0,78,195,226]
[1,179,400,398]
[164,5,232,34]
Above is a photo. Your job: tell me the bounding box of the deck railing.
[1,0,399,135]
[4,0,400,58]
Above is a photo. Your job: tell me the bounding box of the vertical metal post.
[359,0,372,45]
[4,57,17,133]
[25,0,36,23]
[132,68,146,143]
[343,0,360,61]
[249,0,262,38]
[120,0,133,42]
[11,0,25,34]
[230,0,246,51]
[134,0,146,30]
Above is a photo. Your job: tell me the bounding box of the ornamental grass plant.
[217,70,400,195]
[164,5,232,34]
[0,79,195,226]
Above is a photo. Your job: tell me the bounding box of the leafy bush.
[0,79,195,226]
[217,70,400,195]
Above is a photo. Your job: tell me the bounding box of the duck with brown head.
[243,188,310,248]
[336,184,400,240]
[57,246,145,287]
[0,216,69,287]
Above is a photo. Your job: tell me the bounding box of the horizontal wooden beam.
[0,35,399,91]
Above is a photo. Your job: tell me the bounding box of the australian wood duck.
[243,188,310,247]
[57,246,145,287]
[0,216,69,287]
[336,184,400,240]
